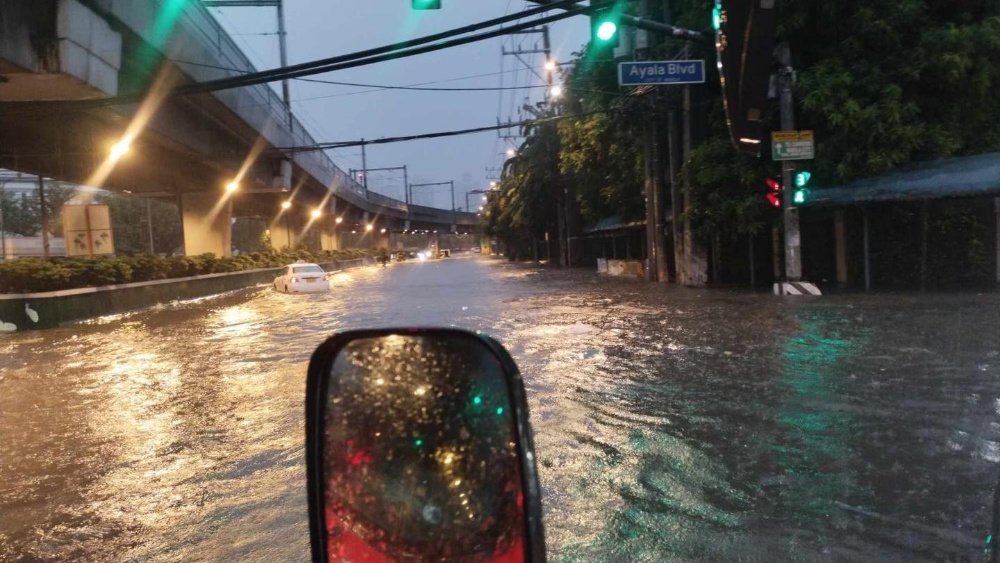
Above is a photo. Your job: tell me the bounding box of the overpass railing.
[169,3,457,222]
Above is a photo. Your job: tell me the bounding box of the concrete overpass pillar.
[320,220,341,251]
[180,192,232,257]
[269,214,298,251]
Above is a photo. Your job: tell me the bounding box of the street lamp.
[550,85,563,99]
[281,200,292,210]
[335,216,343,224]
[506,148,516,158]
[544,59,557,72]
[380,228,387,234]
[311,208,322,219]
[226,181,239,194]
[109,139,131,161]
[365,224,374,232]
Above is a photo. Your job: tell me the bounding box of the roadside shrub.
[129,255,171,282]
[0,248,380,293]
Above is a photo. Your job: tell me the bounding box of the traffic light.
[793,171,811,205]
[591,1,622,50]
[714,0,776,153]
[766,177,781,208]
[411,0,441,10]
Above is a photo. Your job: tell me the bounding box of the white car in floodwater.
[273,262,330,293]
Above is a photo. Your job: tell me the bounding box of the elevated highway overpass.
[0,0,478,256]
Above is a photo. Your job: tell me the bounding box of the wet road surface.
[2,255,999,561]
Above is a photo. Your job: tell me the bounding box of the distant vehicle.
[393,250,419,262]
[273,262,330,293]
[471,247,482,254]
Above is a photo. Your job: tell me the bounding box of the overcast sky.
[209,1,590,210]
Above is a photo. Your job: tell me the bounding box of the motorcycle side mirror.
[305,329,545,562]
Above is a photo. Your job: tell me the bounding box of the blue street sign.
[618,60,706,86]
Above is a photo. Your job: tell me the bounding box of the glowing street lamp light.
[544,59,557,72]
[311,208,322,219]
[478,206,484,211]
[280,200,292,210]
[225,181,239,194]
[109,139,131,161]
[380,228,387,234]
[365,224,374,232]
[506,148,516,158]
[490,181,497,188]
[550,85,563,99]
[335,216,343,224]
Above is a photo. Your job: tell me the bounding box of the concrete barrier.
[0,257,374,332]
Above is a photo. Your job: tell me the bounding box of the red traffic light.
[766,177,781,208]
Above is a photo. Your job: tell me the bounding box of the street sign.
[618,60,705,86]
[772,130,815,161]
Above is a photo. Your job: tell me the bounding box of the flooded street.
[2,255,999,561]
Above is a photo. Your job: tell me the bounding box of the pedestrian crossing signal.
[793,171,811,205]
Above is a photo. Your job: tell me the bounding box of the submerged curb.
[0,257,375,332]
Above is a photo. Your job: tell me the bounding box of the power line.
[166,57,616,112]
[295,77,549,92]
[276,109,610,153]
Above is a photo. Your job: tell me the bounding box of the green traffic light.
[596,21,618,41]
[411,0,441,10]
[473,395,482,405]
[793,189,808,205]
[795,171,812,188]
[712,4,722,31]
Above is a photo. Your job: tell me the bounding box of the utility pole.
[146,198,155,254]
[360,140,369,198]
[450,180,456,229]
[275,0,292,127]
[38,175,50,259]
[542,26,554,95]
[402,165,409,205]
[777,43,801,281]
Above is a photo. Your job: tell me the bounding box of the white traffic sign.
[618,60,706,86]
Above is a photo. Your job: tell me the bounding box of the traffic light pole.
[777,43,802,282]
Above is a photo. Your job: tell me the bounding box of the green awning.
[802,152,1000,207]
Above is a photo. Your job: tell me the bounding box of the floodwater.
[1,255,999,562]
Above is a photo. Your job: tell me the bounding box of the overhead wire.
[276,109,611,153]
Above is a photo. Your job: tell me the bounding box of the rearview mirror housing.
[305,328,545,562]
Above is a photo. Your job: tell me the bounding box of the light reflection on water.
[0,257,998,562]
